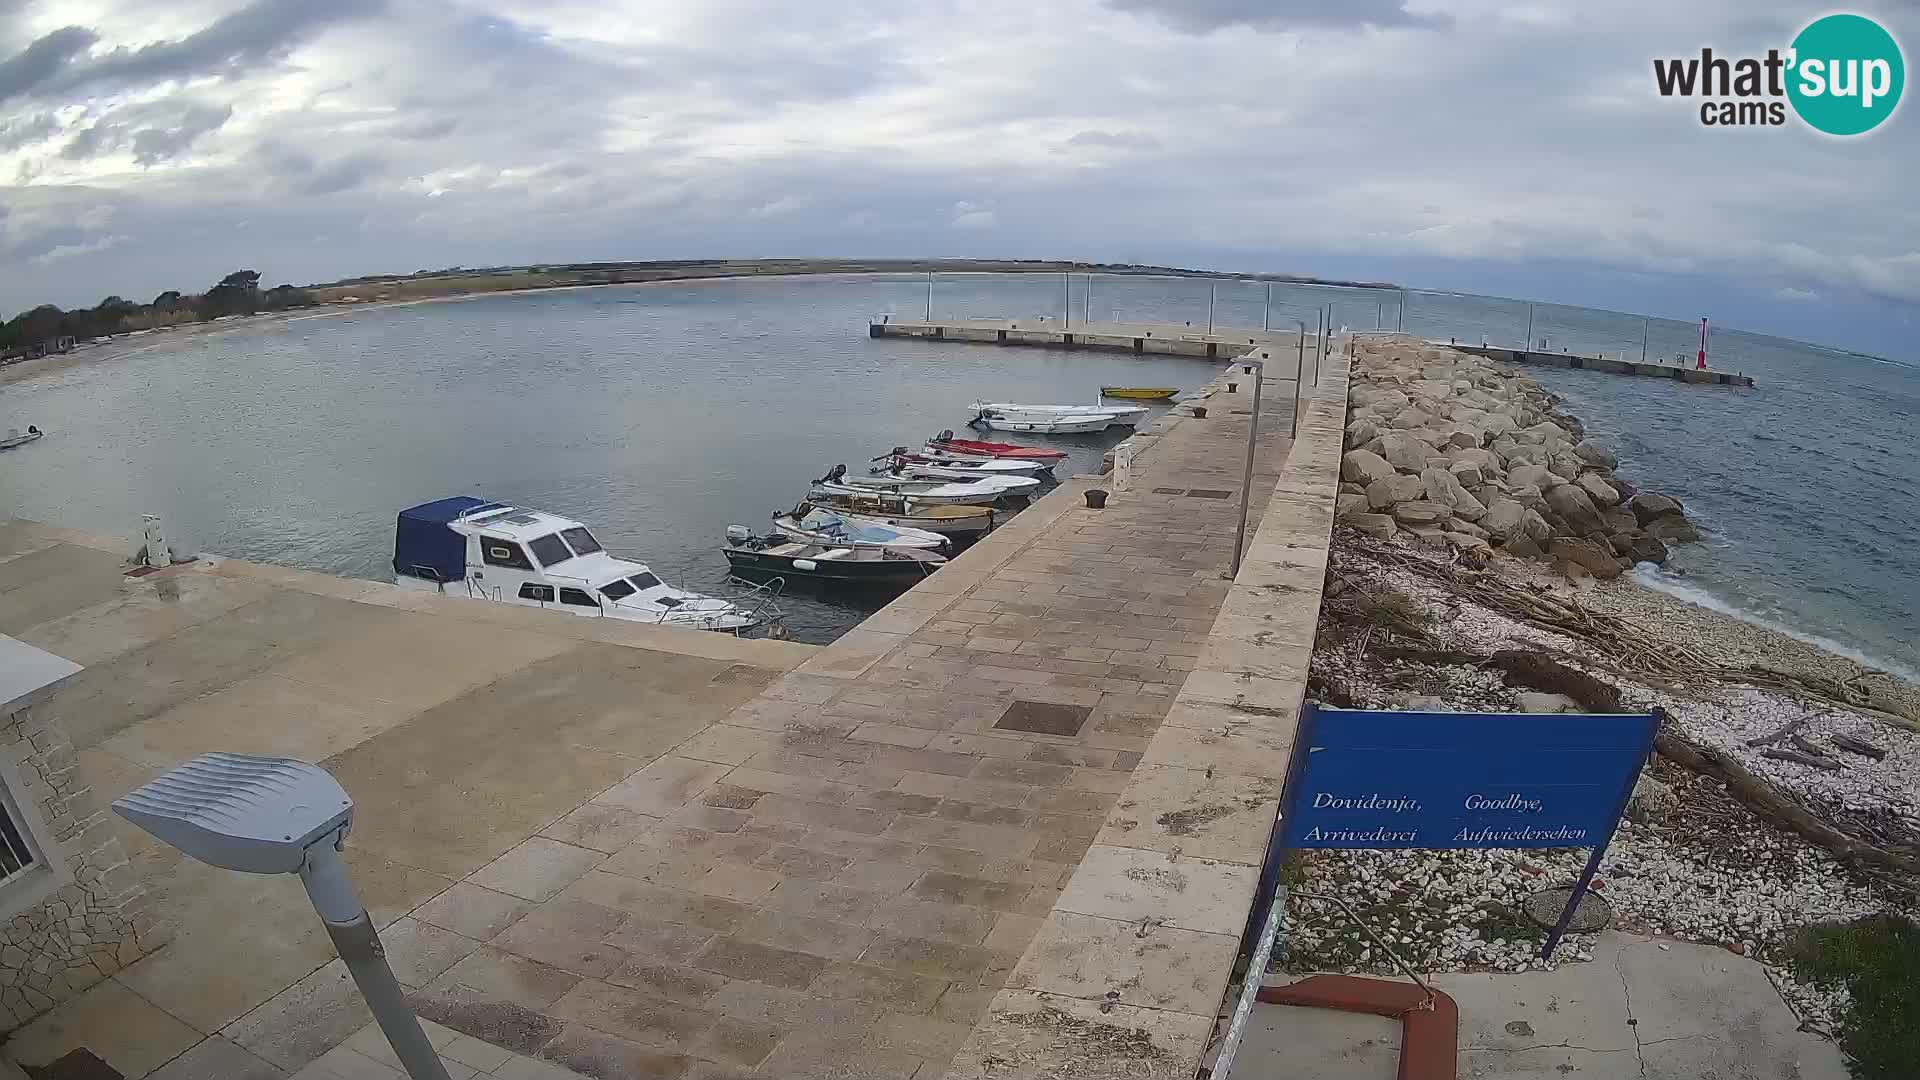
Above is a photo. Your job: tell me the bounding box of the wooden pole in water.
[1208,283,1216,334]
[926,271,933,320]
[1084,274,1093,324]
[1525,304,1535,350]
[1264,283,1271,330]
[1642,317,1650,363]
[1063,272,1070,327]
[1399,288,1408,332]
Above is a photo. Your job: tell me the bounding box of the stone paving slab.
[298,359,1304,1079]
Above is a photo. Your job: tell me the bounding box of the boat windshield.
[629,571,663,590]
[599,579,637,601]
[562,527,603,556]
[528,533,573,566]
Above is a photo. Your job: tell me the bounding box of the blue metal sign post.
[1278,703,1662,960]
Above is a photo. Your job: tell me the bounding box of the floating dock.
[1453,344,1755,387]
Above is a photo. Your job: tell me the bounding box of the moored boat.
[884,448,1050,475]
[969,410,1118,434]
[971,401,1150,428]
[927,432,1067,460]
[813,464,1033,505]
[1,426,44,451]
[805,494,996,541]
[771,505,948,550]
[392,497,780,635]
[1100,386,1179,400]
[723,527,946,582]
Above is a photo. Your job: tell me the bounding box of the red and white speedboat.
[927,430,1067,461]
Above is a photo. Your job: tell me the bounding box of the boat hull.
[808,496,995,539]
[1100,387,1178,400]
[928,438,1066,460]
[724,548,941,582]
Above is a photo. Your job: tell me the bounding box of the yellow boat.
[1099,386,1179,400]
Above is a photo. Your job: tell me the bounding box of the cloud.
[1775,286,1820,302]
[59,100,233,164]
[0,0,1914,358]
[1105,0,1447,33]
[32,232,124,264]
[0,26,98,102]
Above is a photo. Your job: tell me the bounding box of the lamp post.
[1229,356,1265,580]
[114,754,451,1080]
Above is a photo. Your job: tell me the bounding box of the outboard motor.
[725,524,753,546]
[936,429,956,442]
[814,464,848,484]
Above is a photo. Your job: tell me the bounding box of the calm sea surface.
[2,273,1914,667]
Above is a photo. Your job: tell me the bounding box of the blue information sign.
[1272,703,1663,959]
[1282,705,1660,849]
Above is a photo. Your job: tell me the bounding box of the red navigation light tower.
[1697,318,1709,370]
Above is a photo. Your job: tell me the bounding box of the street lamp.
[1229,355,1265,580]
[113,753,451,1080]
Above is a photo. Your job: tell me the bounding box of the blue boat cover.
[393,497,504,582]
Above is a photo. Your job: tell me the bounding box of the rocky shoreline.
[1337,336,1703,575]
[1289,336,1918,1040]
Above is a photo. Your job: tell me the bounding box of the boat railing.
[719,574,789,634]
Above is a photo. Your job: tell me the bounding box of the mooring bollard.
[1191,406,1208,419]
[1085,490,1108,509]
[1227,381,1237,393]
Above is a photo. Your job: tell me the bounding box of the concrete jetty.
[1452,343,1756,387]
[0,353,1347,1078]
[872,316,1322,365]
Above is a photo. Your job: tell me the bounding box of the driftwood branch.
[1657,732,1920,875]
[1745,719,1808,747]
[1831,733,1889,760]
[1762,748,1842,772]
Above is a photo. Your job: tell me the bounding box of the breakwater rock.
[1337,337,1698,577]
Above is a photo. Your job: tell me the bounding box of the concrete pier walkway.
[872,316,1324,367]
[1,354,1348,1079]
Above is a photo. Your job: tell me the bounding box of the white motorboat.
[1,426,44,451]
[880,447,1050,475]
[970,401,1149,429]
[969,412,1116,435]
[392,497,780,635]
[771,505,948,550]
[812,465,1034,505]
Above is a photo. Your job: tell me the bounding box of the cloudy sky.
[2,0,1915,356]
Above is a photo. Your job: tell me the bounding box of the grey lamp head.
[111,752,352,875]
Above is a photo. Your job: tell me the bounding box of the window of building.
[561,527,603,557]
[517,583,555,602]
[482,539,533,569]
[558,588,599,608]
[529,534,574,567]
[0,803,37,887]
[599,580,636,601]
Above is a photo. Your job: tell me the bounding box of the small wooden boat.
[806,495,995,541]
[1,427,44,451]
[970,410,1117,434]
[1100,386,1179,400]
[771,506,947,550]
[723,527,945,582]
[928,432,1066,460]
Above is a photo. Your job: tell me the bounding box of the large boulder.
[1449,460,1485,488]
[1366,472,1426,509]
[1481,498,1526,543]
[1392,500,1451,526]
[1349,513,1397,540]
[1550,537,1627,579]
[1574,441,1618,469]
[1345,418,1380,448]
[1444,429,1480,450]
[1390,406,1440,430]
[1507,463,1555,490]
[1621,533,1670,564]
[1448,447,1497,471]
[1627,492,1685,525]
[1601,507,1639,535]
[1421,466,1487,521]
[1577,473,1621,506]
[1508,484,1546,511]
[1545,483,1604,533]
[1351,386,1409,412]
[1646,516,1702,543]
[1336,494,1371,520]
[1548,453,1584,481]
[1378,433,1434,473]
[1521,508,1553,541]
[1341,449,1397,485]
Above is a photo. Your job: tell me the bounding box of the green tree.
[151,290,183,310]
